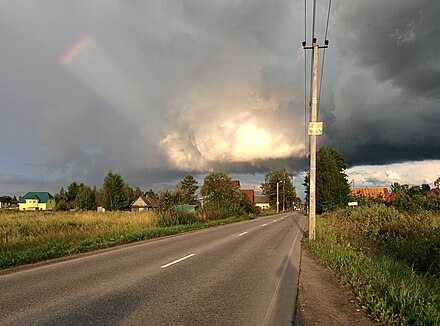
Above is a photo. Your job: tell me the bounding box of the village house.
[426,188,440,198]
[18,192,56,211]
[130,196,159,212]
[231,180,255,205]
[255,195,270,209]
[242,189,255,204]
[350,188,391,202]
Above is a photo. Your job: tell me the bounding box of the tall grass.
[0,210,248,269]
[305,204,440,325]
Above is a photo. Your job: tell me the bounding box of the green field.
[0,210,248,269]
[305,204,440,325]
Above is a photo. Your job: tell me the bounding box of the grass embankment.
[304,204,440,325]
[0,210,249,269]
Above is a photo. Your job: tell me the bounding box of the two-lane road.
[0,211,306,325]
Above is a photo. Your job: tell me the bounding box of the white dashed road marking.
[161,254,195,268]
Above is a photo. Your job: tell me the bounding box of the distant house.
[130,196,159,212]
[426,188,440,198]
[231,180,241,188]
[255,195,270,209]
[350,188,390,202]
[18,192,56,211]
[8,203,19,210]
[241,189,255,204]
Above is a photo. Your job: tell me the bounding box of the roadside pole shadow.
[266,255,301,326]
[269,213,305,326]
[291,212,306,237]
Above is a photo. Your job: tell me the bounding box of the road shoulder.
[294,247,376,325]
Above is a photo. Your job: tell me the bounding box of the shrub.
[154,211,199,227]
[195,208,229,222]
[306,214,440,325]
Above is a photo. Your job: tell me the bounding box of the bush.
[195,208,229,222]
[327,204,440,276]
[154,211,199,227]
[306,212,440,325]
[378,212,440,275]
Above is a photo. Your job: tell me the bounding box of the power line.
[304,0,308,172]
[324,0,332,41]
[304,0,307,43]
[312,0,317,40]
[317,0,332,117]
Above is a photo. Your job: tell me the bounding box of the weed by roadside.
[305,204,440,325]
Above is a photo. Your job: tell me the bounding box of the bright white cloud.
[347,160,440,189]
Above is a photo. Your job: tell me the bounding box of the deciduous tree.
[201,172,242,215]
[261,168,297,210]
[158,189,180,212]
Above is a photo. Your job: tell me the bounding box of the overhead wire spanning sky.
[0,0,439,197]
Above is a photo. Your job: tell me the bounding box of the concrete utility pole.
[276,182,280,213]
[282,172,285,211]
[309,40,319,240]
[303,37,328,240]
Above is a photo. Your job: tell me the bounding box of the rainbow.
[60,35,92,65]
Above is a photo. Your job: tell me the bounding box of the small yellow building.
[19,192,56,211]
[255,195,270,209]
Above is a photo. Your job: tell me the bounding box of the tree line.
[50,171,256,214]
[387,180,440,212]
[260,168,301,210]
[303,146,440,214]
[53,171,201,212]
[50,169,303,215]
[0,196,18,205]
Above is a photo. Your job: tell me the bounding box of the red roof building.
[350,188,391,202]
[241,189,255,204]
[231,180,241,188]
[426,188,440,197]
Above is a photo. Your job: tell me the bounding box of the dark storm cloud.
[0,0,439,195]
[333,0,440,97]
[320,0,440,165]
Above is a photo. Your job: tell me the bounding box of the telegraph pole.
[303,37,328,240]
[309,40,319,240]
[283,173,285,211]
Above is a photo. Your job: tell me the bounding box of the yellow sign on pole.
[308,122,323,135]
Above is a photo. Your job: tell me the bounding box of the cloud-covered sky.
[1,0,439,197]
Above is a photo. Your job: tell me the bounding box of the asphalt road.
[0,211,306,326]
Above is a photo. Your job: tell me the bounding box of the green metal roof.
[173,204,199,212]
[19,192,54,204]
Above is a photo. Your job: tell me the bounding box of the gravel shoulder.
[294,247,376,326]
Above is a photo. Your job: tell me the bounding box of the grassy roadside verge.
[0,210,249,269]
[304,205,440,325]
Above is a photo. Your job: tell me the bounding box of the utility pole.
[303,37,328,240]
[276,182,279,213]
[282,172,285,211]
[310,40,319,240]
